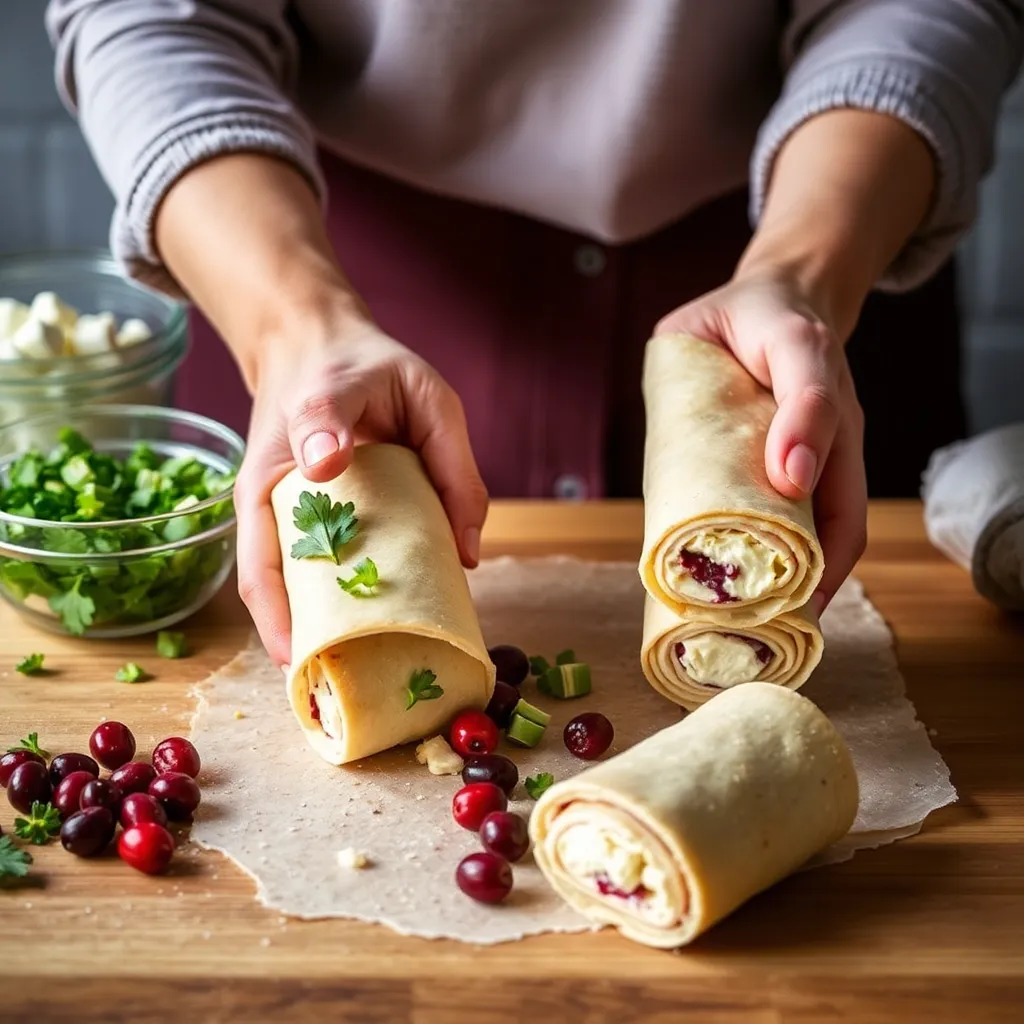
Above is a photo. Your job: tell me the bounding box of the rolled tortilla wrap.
[640,333,824,625]
[271,444,495,765]
[640,593,823,709]
[530,683,858,948]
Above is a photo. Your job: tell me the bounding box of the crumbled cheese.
[336,848,371,870]
[0,298,29,340]
[116,317,153,348]
[70,312,116,356]
[11,316,63,360]
[415,735,464,776]
[233,710,246,720]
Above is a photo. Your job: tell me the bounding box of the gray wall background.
[1,1,1022,432]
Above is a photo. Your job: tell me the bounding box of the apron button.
[573,245,606,277]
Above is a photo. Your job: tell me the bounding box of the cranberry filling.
[678,550,739,603]
[309,693,321,722]
[596,874,649,902]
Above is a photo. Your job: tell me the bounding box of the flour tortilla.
[640,333,823,624]
[271,444,495,765]
[530,682,858,948]
[640,593,823,709]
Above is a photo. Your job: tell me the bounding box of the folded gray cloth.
[921,424,1024,610]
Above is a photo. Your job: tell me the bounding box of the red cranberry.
[60,807,115,857]
[679,550,740,604]
[80,778,123,816]
[449,710,500,758]
[7,760,51,814]
[563,712,614,761]
[48,752,99,788]
[110,761,157,796]
[151,737,201,779]
[487,645,530,686]
[461,754,519,796]
[149,772,201,821]
[0,750,46,788]
[479,811,530,862]
[452,782,507,831]
[54,770,96,818]
[456,852,513,904]
[484,681,520,728]
[120,792,169,829]
[88,722,136,770]
[596,875,648,901]
[118,822,175,875]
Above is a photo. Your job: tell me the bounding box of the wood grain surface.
[0,501,1022,1024]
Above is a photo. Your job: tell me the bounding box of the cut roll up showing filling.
[530,684,858,949]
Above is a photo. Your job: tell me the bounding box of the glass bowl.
[0,405,243,638]
[0,250,188,426]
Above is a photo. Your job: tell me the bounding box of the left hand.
[655,268,867,614]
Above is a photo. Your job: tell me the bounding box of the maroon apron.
[176,150,965,499]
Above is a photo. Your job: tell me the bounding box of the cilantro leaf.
[13,801,61,845]
[15,653,45,675]
[404,668,444,710]
[289,491,359,564]
[48,576,95,635]
[0,836,33,882]
[7,732,49,759]
[156,631,187,659]
[338,557,380,597]
[524,773,555,800]
[115,662,146,683]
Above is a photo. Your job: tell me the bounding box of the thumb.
[286,393,363,483]
[762,319,843,500]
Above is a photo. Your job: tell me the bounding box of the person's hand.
[655,268,867,614]
[233,315,488,665]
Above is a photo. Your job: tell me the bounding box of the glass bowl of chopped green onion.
[0,405,242,638]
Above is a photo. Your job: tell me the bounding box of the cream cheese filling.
[677,632,765,687]
[670,529,787,602]
[307,656,344,741]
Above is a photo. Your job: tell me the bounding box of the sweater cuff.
[111,112,326,299]
[750,63,969,293]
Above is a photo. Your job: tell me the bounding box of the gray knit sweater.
[46,1,1023,294]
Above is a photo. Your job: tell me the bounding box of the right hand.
[234,316,488,665]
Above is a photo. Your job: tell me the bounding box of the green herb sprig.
[13,802,61,845]
[0,836,33,883]
[290,492,359,563]
[524,773,555,800]
[338,557,380,597]
[7,732,49,759]
[404,668,444,710]
[15,653,45,676]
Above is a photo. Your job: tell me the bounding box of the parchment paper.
[189,558,956,944]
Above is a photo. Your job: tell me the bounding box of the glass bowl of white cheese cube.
[0,251,188,427]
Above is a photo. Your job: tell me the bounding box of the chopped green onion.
[506,713,546,748]
[512,697,551,727]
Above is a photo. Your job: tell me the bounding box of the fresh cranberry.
[48,752,99,788]
[679,550,740,604]
[479,811,530,862]
[60,807,115,857]
[118,822,176,875]
[110,761,157,796]
[151,737,201,779]
[80,778,123,816]
[487,645,530,686]
[88,722,136,770]
[449,710,500,758]
[0,750,45,788]
[7,761,51,814]
[461,754,519,796]
[484,681,520,728]
[149,772,201,821]
[452,782,507,831]
[120,792,169,829]
[53,770,95,818]
[456,852,513,904]
[563,712,614,761]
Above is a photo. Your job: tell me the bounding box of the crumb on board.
[233,710,246,720]
[337,848,372,870]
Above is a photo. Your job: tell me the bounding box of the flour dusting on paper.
[189,559,955,943]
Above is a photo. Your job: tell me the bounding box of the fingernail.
[464,526,481,565]
[301,431,339,468]
[811,590,827,618]
[785,443,818,494]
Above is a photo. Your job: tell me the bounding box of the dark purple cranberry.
[484,681,520,728]
[48,752,100,788]
[120,792,169,829]
[679,550,739,604]
[54,770,96,818]
[461,754,519,796]
[479,811,530,862]
[455,852,513,904]
[80,778,123,816]
[88,721,136,770]
[487,644,530,686]
[60,807,115,857]
[563,712,614,761]
[109,761,157,796]
[151,737,201,779]
[7,760,52,814]
[0,749,45,788]
[149,772,201,821]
